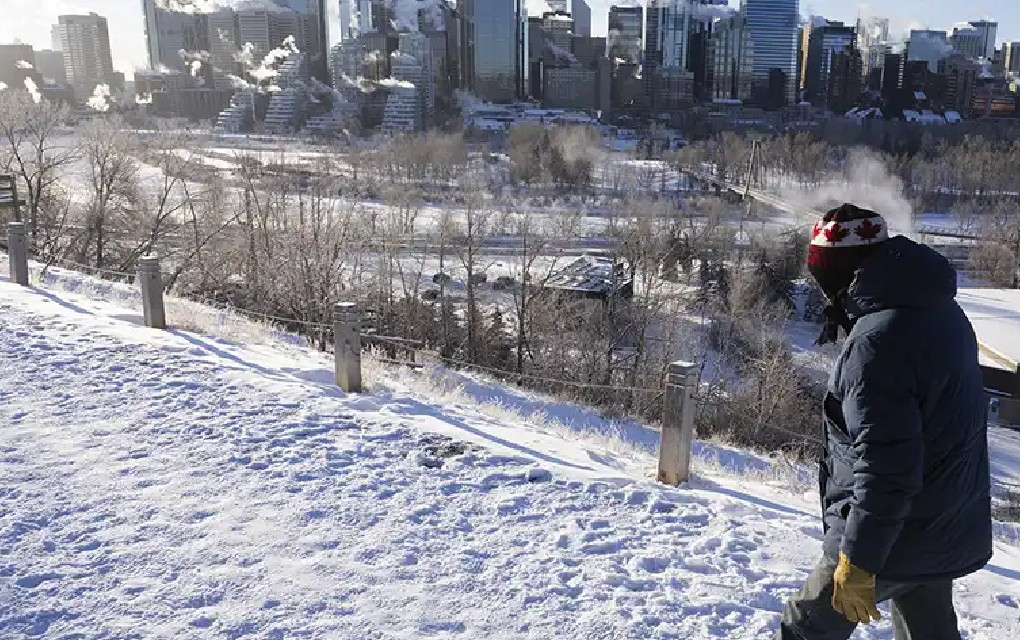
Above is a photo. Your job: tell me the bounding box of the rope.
[363,334,423,348]
[759,423,825,447]
[40,256,137,280]
[432,355,664,395]
[184,294,332,329]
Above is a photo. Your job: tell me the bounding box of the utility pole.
[738,139,764,265]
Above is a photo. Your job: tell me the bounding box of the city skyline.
[1,0,1019,77]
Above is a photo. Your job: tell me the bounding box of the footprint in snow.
[16,572,62,588]
[996,594,1019,608]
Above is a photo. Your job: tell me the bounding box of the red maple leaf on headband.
[823,223,850,243]
[855,219,883,241]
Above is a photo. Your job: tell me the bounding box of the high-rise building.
[797,20,810,94]
[607,5,642,65]
[543,66,597,108]
[825,46,861,113]
[338,0,356,41]
[644,0,725,69]
[804,20,856,107]
[143,0,209,73]
[34,50,67,86]
[216,89,257,132]
[572,35,606,68]
[741,0,799,107]
[57,13,115,102]
[203,2,326,87]
[856,15,889,79]
[207,9,241,87]
[907,29,950,73]
[880,51,903,105]
[357,0,395,34]
[331,40,365,85]
[856,15,888,51]
[0,44,44,93]
[382,83,423,131]
[951,25,984,60]
[460,0,524,102]
[968,19,997,60]
[393,32,435,124]
[642,0,727,106]
[547,0,591,37]
[238,9,275,61]
[271,0,329,82]
[940,54,979,113]
[1005,42,1020,74]
[540,12,575,62]
[711,12,754,101]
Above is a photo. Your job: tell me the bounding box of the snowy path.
[2,279,1020,639]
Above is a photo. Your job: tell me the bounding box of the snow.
[2,267,1020,638]
[958,289,1020,370]
[992,428,1020,489]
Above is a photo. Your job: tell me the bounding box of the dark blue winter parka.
[819,235,992,582]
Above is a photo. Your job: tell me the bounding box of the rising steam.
[781,149,915,237]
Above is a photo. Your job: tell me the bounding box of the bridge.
[680,167,821,224]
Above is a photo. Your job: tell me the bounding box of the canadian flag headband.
[810,209,890,248]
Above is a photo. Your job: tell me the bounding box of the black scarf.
[815,294,855,346]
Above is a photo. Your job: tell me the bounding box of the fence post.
[334,302,362,393]
[658,360,697,486]
[7,222,29,286]
[137,254,166,330]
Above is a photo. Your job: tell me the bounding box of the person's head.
[806,203,890,302]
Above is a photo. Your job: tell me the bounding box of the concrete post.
[7,222,29,286]
[137,255,166,330]
[658,361,697,486]
[334,302,362,393]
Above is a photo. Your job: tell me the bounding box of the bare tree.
[80,116,141,268]
[450,173,503,362]
[0,90,77,237]
[506,206,581,377]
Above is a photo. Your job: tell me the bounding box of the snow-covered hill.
[2,270,1020,639]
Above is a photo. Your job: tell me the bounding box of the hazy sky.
[1,0,1017,76]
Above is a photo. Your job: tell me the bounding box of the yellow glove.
[831,553,882,624]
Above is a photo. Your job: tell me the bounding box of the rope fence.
[37,255,138,283]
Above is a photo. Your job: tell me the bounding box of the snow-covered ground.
[959,289,1020,370]
[2,268,1020,639]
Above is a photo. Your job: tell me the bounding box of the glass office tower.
[741,0,799,107]
[462,0,523,102]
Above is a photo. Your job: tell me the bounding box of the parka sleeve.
[838,333,924,575]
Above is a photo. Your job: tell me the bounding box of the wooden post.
[7,222,29,286]
[658,360,697,486]
[137,255,166,330]
[334,302,362,393]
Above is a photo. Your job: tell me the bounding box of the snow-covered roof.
[471,118,506,131]
[958,289,1020,372]
[844,107,884,120]
[544,255,631,295]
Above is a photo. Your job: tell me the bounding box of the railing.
[4,223,700,486]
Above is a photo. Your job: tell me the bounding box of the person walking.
[777,204,992,640]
